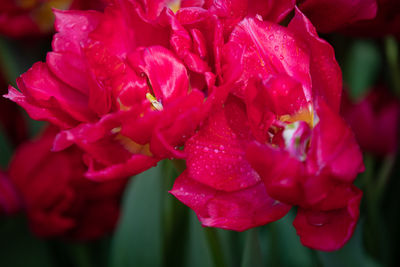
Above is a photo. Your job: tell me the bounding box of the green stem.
[0,37,20,85]
[385,36,400,97]
[310,249,323,267]
[204,228,227,267]
[69,243,94,267]
[162,160,189,267]
[376,155,396,198]
[241,228,263,267]
[171,159,186,173]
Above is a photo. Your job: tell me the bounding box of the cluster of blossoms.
[3,0,398,249]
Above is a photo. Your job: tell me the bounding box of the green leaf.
[343,40,382,99]
[241,228,263,267]
[385,36,400,96]
[110,165,163,267]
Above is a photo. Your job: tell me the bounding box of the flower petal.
[170,171,291,231]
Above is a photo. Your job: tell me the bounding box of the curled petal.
[15,62,96,124]
[170,171,291,231]
[289,8,342,112]
[293,186,362,251]
[307,99,364,183]
[5,86,78,129]
[247,142,305,205]
[225,17,311,99]
[131,46,189,101]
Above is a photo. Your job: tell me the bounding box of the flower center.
[111,127,153,156]
[279,104,315,128]
[168,0,181,13]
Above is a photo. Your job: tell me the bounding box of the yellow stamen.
[168,0,181,13]
[111,127,152,156]
[279,104,314,127]
[146,93,163,111]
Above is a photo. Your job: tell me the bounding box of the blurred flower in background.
[8,126,128,240]
[342,87,400,156]
[0,171,21,216]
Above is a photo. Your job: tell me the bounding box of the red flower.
[172,8,363,250]
[341,87,400,156]
[6,1,227,180]
[8,126,127,240]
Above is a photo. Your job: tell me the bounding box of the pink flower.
[8,126,127,240]
[341,87,400,156]
[6,1,226,180]
[172,8,364,250]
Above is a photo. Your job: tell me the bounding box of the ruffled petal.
[170,171,291,231]
[293,186,362,251]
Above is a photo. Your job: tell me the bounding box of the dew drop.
[279,55,284,60]
[274,45,279,51]
[81,25,88,31]
[268,34,274,40]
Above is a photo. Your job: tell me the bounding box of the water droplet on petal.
[306,211,330,227]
